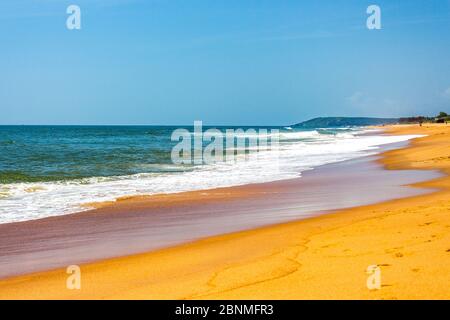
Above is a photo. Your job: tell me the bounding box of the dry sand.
[0,124,449,300]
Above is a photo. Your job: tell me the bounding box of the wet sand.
[0,141,437,279]
[0,124,449,299]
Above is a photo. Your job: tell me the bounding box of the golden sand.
[1,124,449,300]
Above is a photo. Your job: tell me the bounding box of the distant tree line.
[399,112,450,124]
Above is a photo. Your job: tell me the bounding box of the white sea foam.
[0,129,424,224]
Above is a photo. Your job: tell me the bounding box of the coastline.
[0,126,422,225]
[0,134,436,279]
[0,124,449,299]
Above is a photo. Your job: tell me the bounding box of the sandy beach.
[0,124,449,299]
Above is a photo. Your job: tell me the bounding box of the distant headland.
[293,112,449,128]
[292,117,398,128]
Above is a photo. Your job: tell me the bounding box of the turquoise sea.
[0,125,421,223]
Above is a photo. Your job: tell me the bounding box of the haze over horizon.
[1,0,449,125]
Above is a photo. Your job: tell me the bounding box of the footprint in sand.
[419,221,434,227]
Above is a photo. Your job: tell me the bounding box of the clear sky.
[0,0,449,125]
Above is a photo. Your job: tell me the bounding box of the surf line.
[171,120,280,166]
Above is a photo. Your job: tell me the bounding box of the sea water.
[0,125,422,223]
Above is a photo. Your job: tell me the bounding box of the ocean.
[0,125,421,224]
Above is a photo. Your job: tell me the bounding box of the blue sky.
[0,0,449,125]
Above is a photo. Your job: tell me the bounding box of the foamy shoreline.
[0,131,438,279]
[0,127,424,224]
[1,124,450,299]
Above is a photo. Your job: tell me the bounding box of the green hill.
[292,117,399,128]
